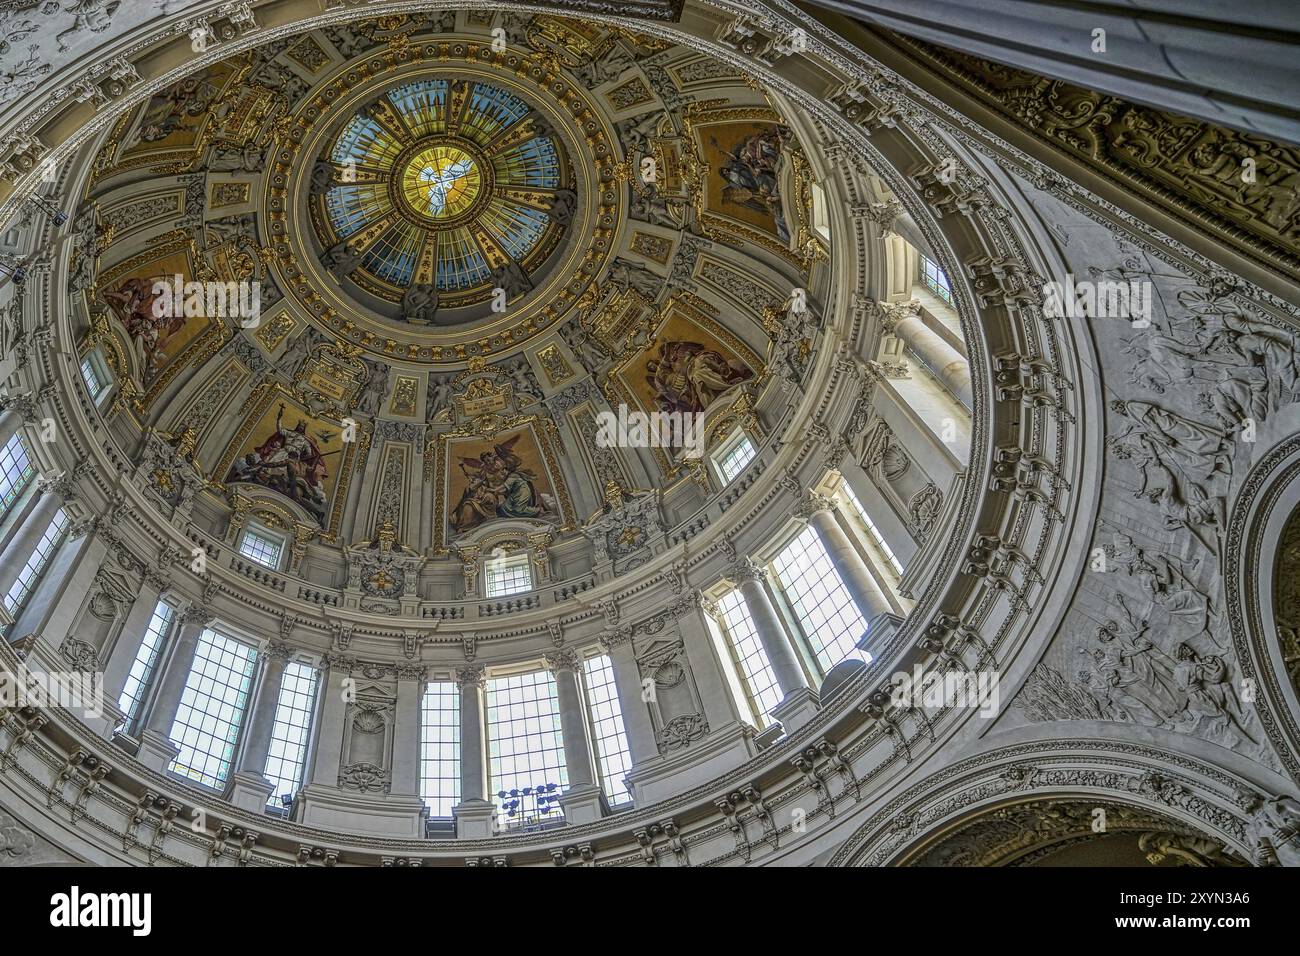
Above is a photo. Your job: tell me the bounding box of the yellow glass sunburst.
[399,144,481,221]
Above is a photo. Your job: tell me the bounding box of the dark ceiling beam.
[798,0,1300,145]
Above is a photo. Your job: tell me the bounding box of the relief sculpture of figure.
[1171,642,1255,747]
[1237,791,1300,867]
[1092,596,1181,724]
[402,283,440,324]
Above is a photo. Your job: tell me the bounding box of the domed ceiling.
[74,9,824,595]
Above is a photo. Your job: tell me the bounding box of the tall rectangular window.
[420,680,461,817]
[840,480,905,575]
[0,434,34,520]
[486,670,567,826]
[771,525,871,674]
[485,552,532,597]
[167,628,258,790]
[581,654,633,807]
[4,508,68,614]
[716,588,783,726]
[263,660,319,806]
[715,430,757,484]
[118,599,176,733]
[921,254,952,303]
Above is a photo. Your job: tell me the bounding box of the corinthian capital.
[455,664,486,689]
[792,492,836,523]
[852,200,902,236]
[178,604,215,629]
[265,641,295,663]
[543,648,581,675]
[0,393,39,423]
[597,628,632,652]
[876,298,922,335]
[728,557,767,584]
[37,471,77,502]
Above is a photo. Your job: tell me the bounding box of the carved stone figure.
[204,213,256,247]
[56,0,121,53]
[1108,399,1231,556]
[629,188,678,228]
[1171,642,1254,746]
[1087,599,1180,725]
[1237,790,1300,867]
[559,322,609,376]
[1136,831,1244,867]
[401,283,439,324]
[617,110,665,154]
[277,328,321,378]
[547,188,577,227]
[426,374,452,421]
[507,358,543,401]
[574,44,635,88]
[0,811,34,860]
[489,260,533,301]
[606,256,660,299]
[207,142,269,174]
[66,204,105,295]
[322,241,364,278]
[355,361,389,417]
[308,159,334,196]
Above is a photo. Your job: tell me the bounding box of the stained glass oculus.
[401,145,482,221]
[313,77,571,312]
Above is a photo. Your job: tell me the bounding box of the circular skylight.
[400,144,483,221]
[311,77,570,313]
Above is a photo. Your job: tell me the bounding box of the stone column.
[801,494,892,624]
[729,558,820,732]
[137,604,212,771]
[546,648,604,824]
[305,658,351,787]
[390,665,424,798]
[8,515,120,736]
[10,517,101,647]
[0,403,24,450]
[228,643,291,811]
[0,473,73,605]
[100,573,167,709]
[677,595,748,730]
[879,299,972,407]
[836,454,918,568]
[601,634,658,766]
[452,663,495,838]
